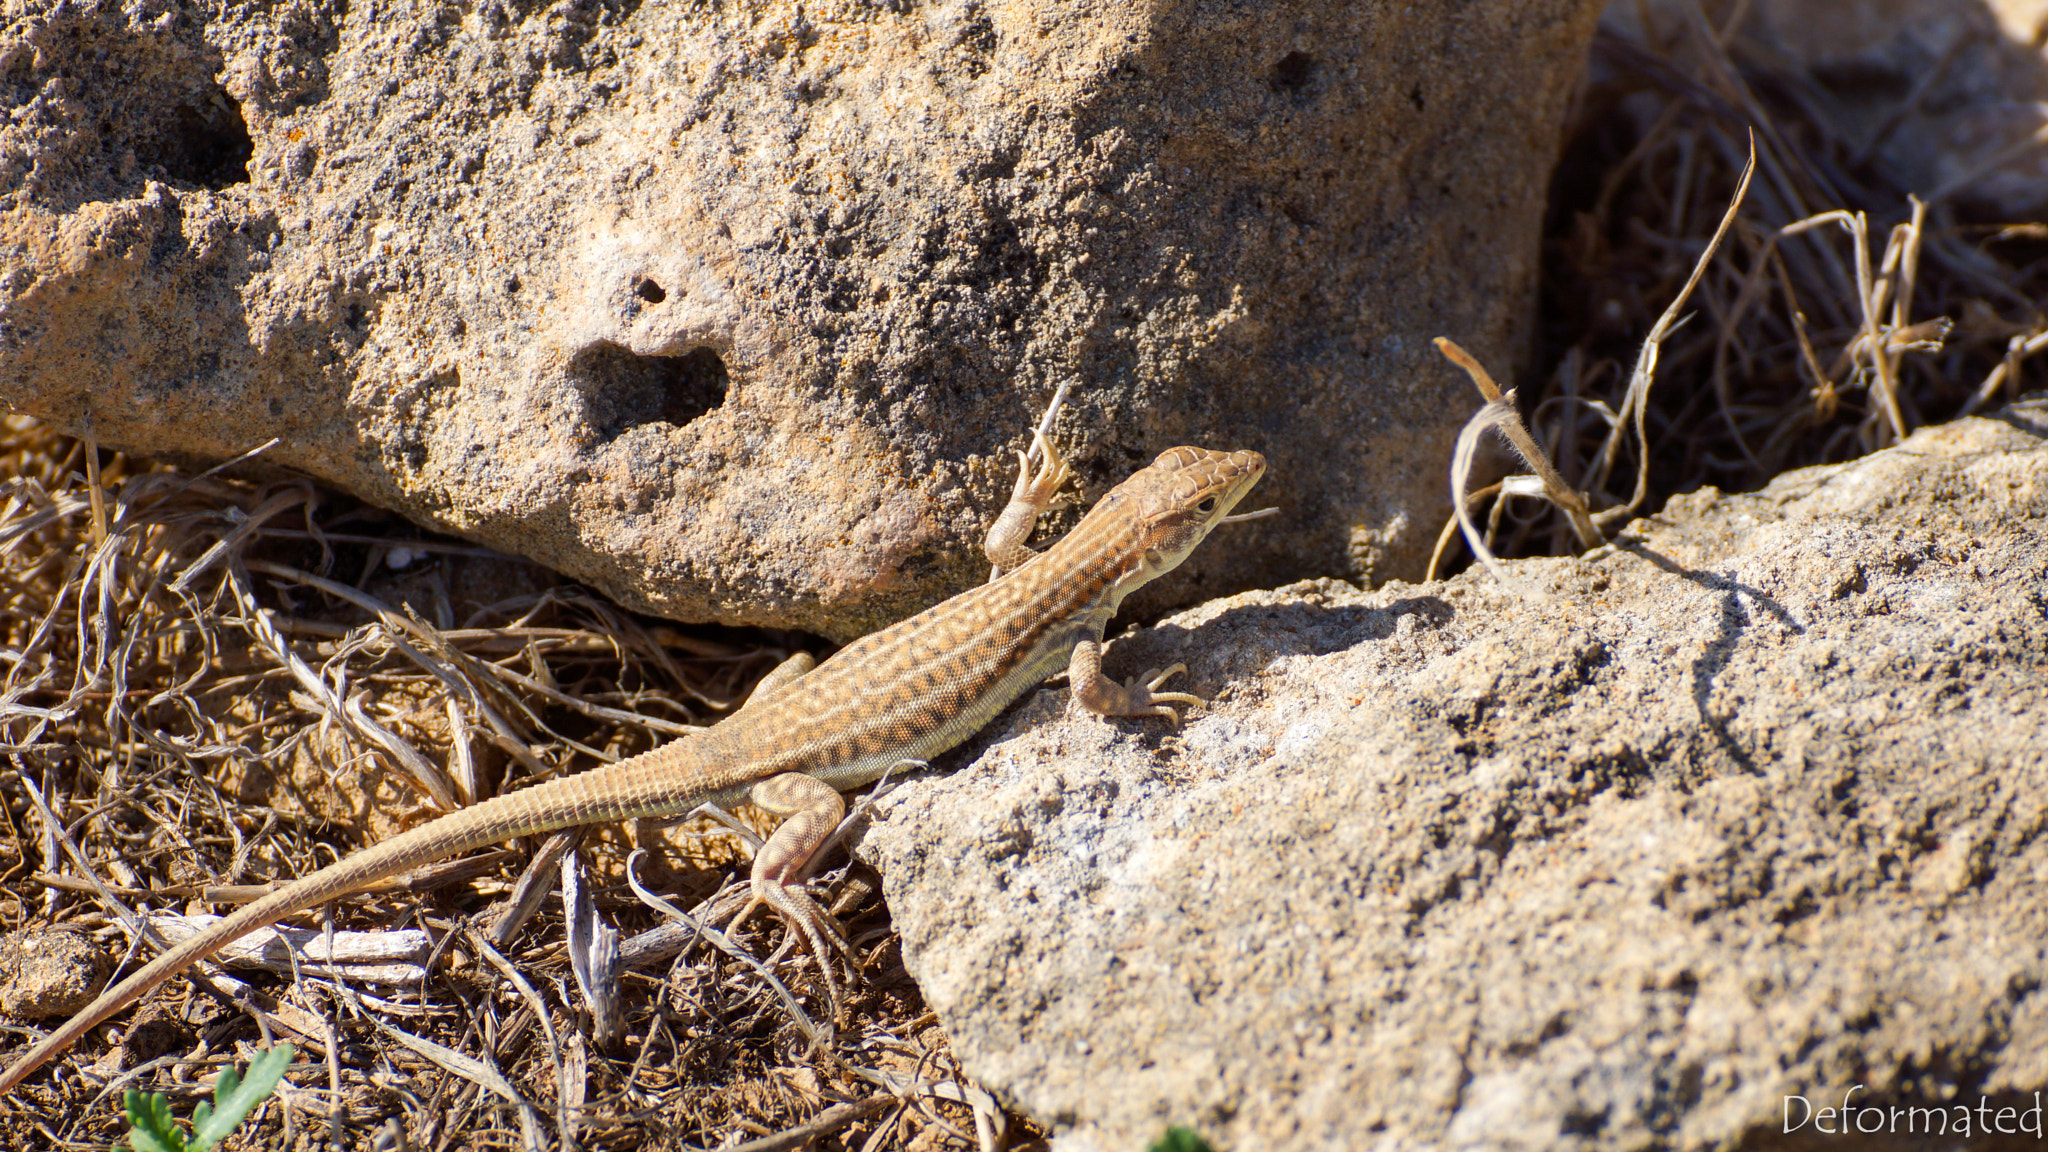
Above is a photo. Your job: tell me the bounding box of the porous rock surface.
[0,0,1602,639]
[860,408,2048,1150]
[0,928,108,1021]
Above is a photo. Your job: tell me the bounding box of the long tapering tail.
[0,761,691,1096]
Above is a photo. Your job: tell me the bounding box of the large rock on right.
[862,406,2048,1150]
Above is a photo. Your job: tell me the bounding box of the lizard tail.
[0,766,667,1097]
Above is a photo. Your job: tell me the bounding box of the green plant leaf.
[187,1043,295,1151]
[1147,1127,1215,1152]
[121,1089,189,1152]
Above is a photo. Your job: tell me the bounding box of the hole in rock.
[158,94,253,189]
[8,10,255,205]
[634,278,668,304]
[1271,51,1316,95]
[572,344,729,438]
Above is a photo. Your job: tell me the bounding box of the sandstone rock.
[0,0,1602,638]
[0,928,109,1021]
[860,407,2048,1150]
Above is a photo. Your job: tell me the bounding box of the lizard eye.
[1196,496,1218,514]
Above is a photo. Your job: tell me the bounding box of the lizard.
[0,432,1265,1096]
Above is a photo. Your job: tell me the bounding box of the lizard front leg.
[984,383,1078,578]
[983,428,1072,577]
[1067,637,1204,723]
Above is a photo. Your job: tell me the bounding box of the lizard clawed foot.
[697,873,855,1022]
[1073,659,1205,723]
[755,879,857,1020]
[667,798,852,1023]
[1014,429,1072,507]
[985,428,1075,577]
[702,770,874,1022]
[1126,663,1204,723]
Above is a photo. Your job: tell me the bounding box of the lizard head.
[1105,446,1267,595]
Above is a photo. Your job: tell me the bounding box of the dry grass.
[1438,2,2048,568]
[0,417,1020,1150]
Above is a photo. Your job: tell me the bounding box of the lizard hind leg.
[732,771,855,1016]
[746,650,817,704]
[631,651,817,849]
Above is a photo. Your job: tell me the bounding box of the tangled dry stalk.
[1435,3,2048,572]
